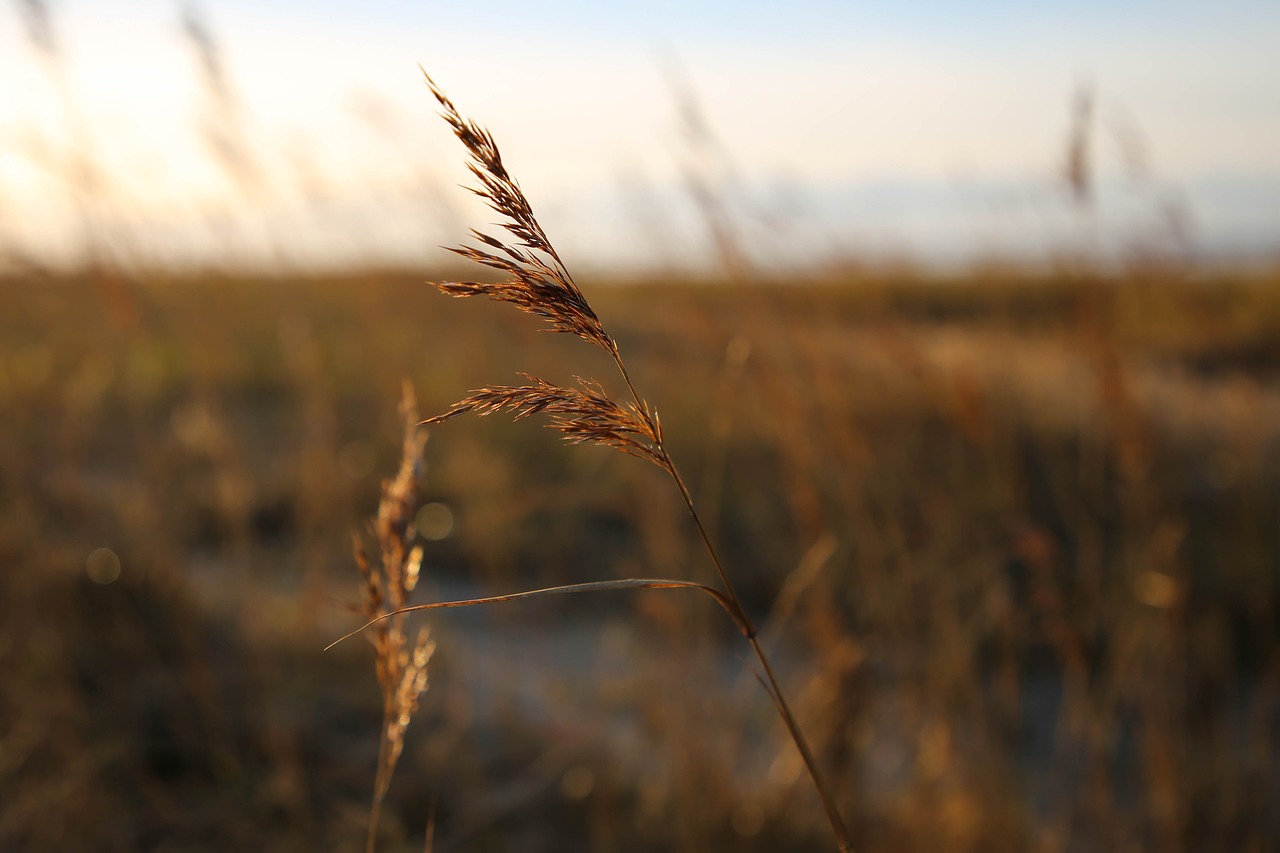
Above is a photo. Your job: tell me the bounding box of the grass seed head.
[422,70,617,356]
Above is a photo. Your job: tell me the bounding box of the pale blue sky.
[1,0,1276,268]
[207,0,1278,41]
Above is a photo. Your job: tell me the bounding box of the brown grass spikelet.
[423,373,666,469]
[355,380,436,853]
[421,68,616,356]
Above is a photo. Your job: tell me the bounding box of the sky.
[0,0,1277,271]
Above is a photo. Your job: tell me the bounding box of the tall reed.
[415,70,853,851]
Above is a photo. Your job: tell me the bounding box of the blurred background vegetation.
[1,2,1277,851]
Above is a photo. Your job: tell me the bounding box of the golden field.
[1,264,1277,850]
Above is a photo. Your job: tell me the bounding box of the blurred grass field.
[1,264,1276,850]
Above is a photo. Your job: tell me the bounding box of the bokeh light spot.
[86,548,121,585]
[416,503,453,541]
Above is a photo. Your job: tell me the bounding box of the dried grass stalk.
[327,578,748,653]
[354,381,436,853]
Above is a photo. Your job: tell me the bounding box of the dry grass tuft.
[353,381,436,853]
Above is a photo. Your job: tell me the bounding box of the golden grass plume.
[354,381,436,853]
